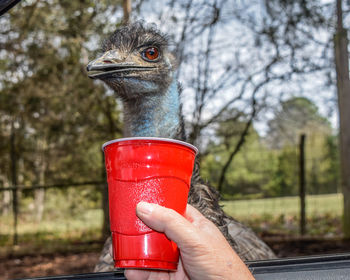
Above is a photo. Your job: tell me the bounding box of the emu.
[87,22,276,272]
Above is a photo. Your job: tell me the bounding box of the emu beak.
[86,51,156,79]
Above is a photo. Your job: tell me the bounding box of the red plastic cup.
[102,137,198,270]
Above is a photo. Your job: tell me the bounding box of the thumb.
[136,202,200,249]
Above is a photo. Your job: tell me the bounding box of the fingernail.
[137,202,154,216]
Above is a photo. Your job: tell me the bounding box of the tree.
[266,97,338,195]
[323,135,340,193]
[132,0,338,174]
[123,0,132,24]
[266,97,332,148]
[132,0,286,147]
[200,111,275,198]
[138,0,349,234]
[0,0,124,236]
[334,0,350,238]
[264,147,298,197]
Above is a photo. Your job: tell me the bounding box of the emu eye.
[142,47,159,61]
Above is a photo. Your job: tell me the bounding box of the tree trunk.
[334,0,350,238]
[34,138,47,222]
[217,96,257,194]
[299,134,306,236]
[123,0,131,24]
[10,121,18,245]
[35,188,45,221]
[2,190,12,215]
[217,118,253,193]
[0,176,11,215]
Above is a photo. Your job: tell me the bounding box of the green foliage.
[200,97,340,198]
[0,1,123,191]
[267,97,331,149]
[323,135,340,192]
[263,146,298,197]
[201,118,270,197]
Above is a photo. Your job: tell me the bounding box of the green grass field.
[222,193,343,236]
[0,209,103,256]
[222,193,343,219]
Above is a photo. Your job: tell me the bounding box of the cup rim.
[102,137,198,154]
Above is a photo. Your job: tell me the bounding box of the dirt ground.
[0,252,100,280]
[2,238,350,280]
[265,237,350,258]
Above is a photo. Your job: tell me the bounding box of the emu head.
[87,23,177,100]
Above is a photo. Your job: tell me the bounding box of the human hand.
[124,202,254,280]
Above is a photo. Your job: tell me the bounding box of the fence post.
[10,122,18,245]
[299,134,306,236]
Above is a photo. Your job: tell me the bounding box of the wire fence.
[0,132,343,250]
[222,193,343,237]
[0,182,106,249]
[0,182,343,251]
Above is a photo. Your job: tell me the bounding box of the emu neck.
[122,80,183,139]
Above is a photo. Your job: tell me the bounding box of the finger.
[184,204,207,223]
[124,269,151,280]
[173,258,189,280]
[136,202,199,248]
[148,270,170,280]
[125,269,171,280]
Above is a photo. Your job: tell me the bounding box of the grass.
[222,193,343,237]
[0,209,104,256]
[0,209,103,238]
[222,193,343,219]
